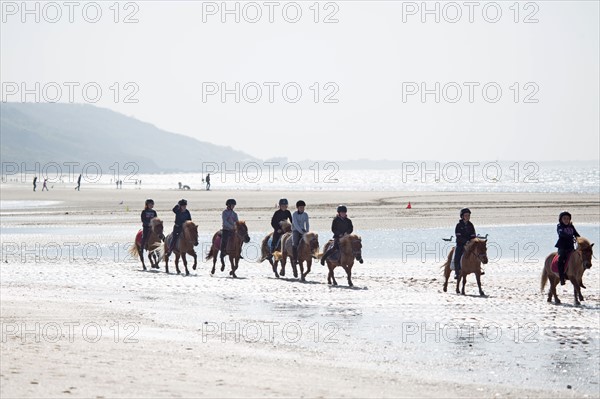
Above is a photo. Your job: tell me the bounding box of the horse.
[259,220,292,278]
[206,221,250,278]
[273,231,320,281]
[322,234,363,287]
[541,237,594,305]
[129,218,164,271]
[442,238,489,296]
[163,221,199,275]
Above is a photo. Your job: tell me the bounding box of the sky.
[1,0,599,162]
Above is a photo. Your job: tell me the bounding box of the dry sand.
[1,185,599,398]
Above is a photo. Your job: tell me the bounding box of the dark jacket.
[555,223,579,250]
[455,220,476,246]
[271,209,292,231]
[141,209,157,228]
[172,205,192,226]
[332,216,353,239]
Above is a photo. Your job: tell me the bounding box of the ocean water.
[2,161,598,193]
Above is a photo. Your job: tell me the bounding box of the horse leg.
[211,254,217,275]
[330,266,338,286]
[572,280,580,306]
[228,256,237,278]
[139,246,147,271]
[455,274,461,294]
[191,250,197,271]
[220,251,226,272]
[164,252,170,274]
[551,278,561,304]
[291,256,298,279]
[175,253,181,275]
[461,274,467,295]
[272,258,280,278]
[280,257,286,277]
[443,265,450,292]
[346,265,353,287]
[298,260,305,282]
[475,273,485,296]
[182,253,189,276]
[302,260,312,281]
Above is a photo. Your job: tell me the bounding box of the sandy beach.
[1,185,599,398]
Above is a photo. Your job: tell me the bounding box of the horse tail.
[205,232,219,261]
[440,247,453,271]
[541,266,549,293]
[259,235,271,263]
[273,251,283,261]
[129,242,140,258]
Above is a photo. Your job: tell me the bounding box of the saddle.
[135,230,143,246]
[325,241,341,262]
[449,254,465,271]
[267,236,282,252]
[551,253,572,274]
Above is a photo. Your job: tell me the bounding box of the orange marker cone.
[406,202,412,209]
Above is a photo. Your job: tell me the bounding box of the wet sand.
[1,185,599,398]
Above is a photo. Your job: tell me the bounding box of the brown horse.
[322,234,363,287]
[129,218,164,271]
[163,221,199,275]
[206,221,250,278]
[259,220,292,278]
[541,237,594,305]
[273,232,320,281]
[442,238,489,296]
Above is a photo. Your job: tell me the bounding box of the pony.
[206,221,250,278]
[163,221,198,275]
[442,238,489,296]
[273,231,320,281]
[322,234,363,287]
[129,218,164,271]
[259,220,292,277]
[541,237,594,305]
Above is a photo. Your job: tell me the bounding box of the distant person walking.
[33,176,37,192]
[42,178,48,191]
[116,180,119,189]
[206,173,211,191]
[75,174,82,191]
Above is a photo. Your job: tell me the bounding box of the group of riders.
[140,197,361,267]
[453,208,579,285]
[141,197,581,283]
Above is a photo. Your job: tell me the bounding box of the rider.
[321,205,360,265]
[141,199,158,253]
[220,199,239,262]
[555,211,580,285]
[291,200,309,265]
[454,208,477,279]
[269,198,293,258]
[167,199,192,255]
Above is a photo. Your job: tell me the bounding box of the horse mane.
[339,234,361,248]
[464,238,485,256]
[150,218,162,228]
[302,232,318,244]
[577,236,591,247]
[279,220,292,232]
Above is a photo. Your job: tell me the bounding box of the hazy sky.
[1,1,599,161]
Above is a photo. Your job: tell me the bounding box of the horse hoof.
[280,270,285,277]
[192,265,197,270]
[293,273,298,279]
[555,299,561,305]
[349,283,354,287]
[575,301,581,306]
[443,286,447,292]
[479,291,485,296]
[220,266,225,272]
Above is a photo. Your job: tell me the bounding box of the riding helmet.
[178,199,187,206]
[279,198,289,205]
[226,198,237,206]
[337,205,347,213]
[296,200,306,207]
[145,198,154,205]
[559,211,572,222]
[460,208,471,218]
